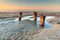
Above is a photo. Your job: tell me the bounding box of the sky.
[0,0,60,10]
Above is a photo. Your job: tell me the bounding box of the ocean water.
[0,16,55,28]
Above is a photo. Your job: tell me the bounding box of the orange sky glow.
[0,2,60,10]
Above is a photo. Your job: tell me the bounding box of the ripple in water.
[0,16,55,28]
[0,16,55,40]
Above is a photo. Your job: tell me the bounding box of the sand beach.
[0,13,60,40]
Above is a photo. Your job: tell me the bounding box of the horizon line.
[0,10,60,12]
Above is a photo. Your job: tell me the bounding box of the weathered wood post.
[18,12,22,21]
[34,12,37,21]
[40,14,46,26]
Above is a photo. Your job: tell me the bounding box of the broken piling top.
[40,14,46,26]
[34,12,37,21]
[18,12,22,21]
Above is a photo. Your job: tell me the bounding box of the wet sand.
[0,16,60,40]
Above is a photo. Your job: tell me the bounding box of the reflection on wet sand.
[52,23,58,28]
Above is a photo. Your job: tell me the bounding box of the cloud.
[0,0,60,4]
[0,0,60,10]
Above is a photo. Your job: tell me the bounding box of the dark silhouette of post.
[18,12,22,21]
[40,14,46,26]
[34,12,37,21]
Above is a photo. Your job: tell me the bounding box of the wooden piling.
[18,12,22,21]
[34,12,37,21]
[40,14,46,26]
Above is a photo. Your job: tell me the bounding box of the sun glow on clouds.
[0,0,60,10]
